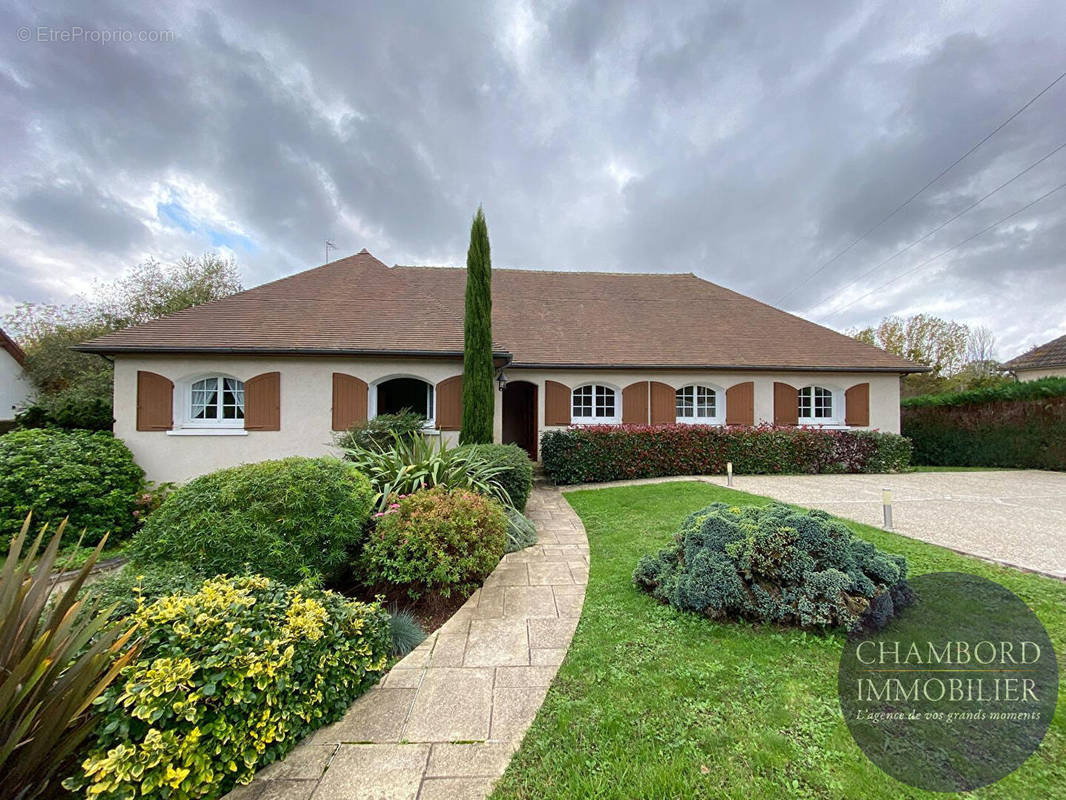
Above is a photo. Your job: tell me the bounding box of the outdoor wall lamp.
[496,370,508,392]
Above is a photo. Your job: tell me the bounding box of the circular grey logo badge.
[839,572,1058,792]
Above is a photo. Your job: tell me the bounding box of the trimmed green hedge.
[901,376,1066,408]
[541,425,911,485]
[67,576,390,800]
[0,428,144,545]
[902,385,1066,469]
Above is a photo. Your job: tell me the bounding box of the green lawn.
[491,482,1066,800]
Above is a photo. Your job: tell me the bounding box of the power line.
[806,138,1066,316]
[820,180,1066,320]
[773,68,1066,306]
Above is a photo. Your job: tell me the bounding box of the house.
[1002,333,1066,381]
[0,328,33,428]
[78,250,925,483]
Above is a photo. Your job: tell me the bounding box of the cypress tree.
[460,206,495,444]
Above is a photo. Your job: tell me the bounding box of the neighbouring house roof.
[79,250,925,373]
[1002,333,1066,371]
[0,327,25,366]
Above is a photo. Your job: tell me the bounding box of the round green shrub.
[361,487,507,600]
[466,443,534,510]
[66,575,391,800]
[633,502,911,631]
[0,428,143,545]
[129,457,374,585]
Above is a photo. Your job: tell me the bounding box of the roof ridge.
[391,264,696,278]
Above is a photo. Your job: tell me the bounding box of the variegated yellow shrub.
[65,576,390,800]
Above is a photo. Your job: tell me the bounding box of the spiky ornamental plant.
[0,515,139,800]
[460,207,495,444]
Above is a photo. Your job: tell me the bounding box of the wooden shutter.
[622,381,650,425]
[435,375,463,431]
[245,372,281,431]
[773,382,798,426]
[136,371,173,431]
[649,381,676,425]
[544,380,571,425]
[845,382,870,427]
[332,373,368,431]
[725,381,754,426]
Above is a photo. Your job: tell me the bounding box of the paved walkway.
[228,486,587,800]
[699,470,1066,579]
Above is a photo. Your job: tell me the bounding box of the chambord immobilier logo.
[839,572,1058,792]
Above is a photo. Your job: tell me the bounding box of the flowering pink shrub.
[540,424,911,485]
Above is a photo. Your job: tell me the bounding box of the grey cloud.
[12,180,149,252]
[0,0,1063,356]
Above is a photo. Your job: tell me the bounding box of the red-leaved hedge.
[540,424,912,485]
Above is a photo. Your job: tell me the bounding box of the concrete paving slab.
[425,742,515,777]
[311,744,429,800]
[310,689,415,744]
[463,618,529,667]
[403,668,494,741]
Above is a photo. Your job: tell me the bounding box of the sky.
[1,0,1064,359]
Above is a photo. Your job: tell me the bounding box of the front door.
[502,380,538,461]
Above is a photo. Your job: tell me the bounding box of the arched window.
[373,377,434,423]
[186,375,244,427]
[571,384,619,424]
[798,385,837,424]
[675,384,723,424]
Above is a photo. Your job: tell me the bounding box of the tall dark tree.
[461,207,495,443]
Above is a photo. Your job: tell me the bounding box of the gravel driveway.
[702,470,1066,579]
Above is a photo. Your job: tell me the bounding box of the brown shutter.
[332,373,368,431]
[544,380,571,426]
[725,381,754,426]
[136,371,173,431]
[435,375,463,431]
[845,382,870,427]
[649,381,676,425]
[622,381,650,424]
[773,382,798,426]
[245,372,281,431]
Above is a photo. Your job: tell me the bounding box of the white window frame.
[797,384,844,427]
[570,383,620,424]
[369,375,437,430]
[170,374,248,436]
[675,384,725,425]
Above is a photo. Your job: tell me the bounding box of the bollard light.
[882,488,893,530]
[726,461,734,488]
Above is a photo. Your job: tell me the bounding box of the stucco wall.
[513,369,901,440]
[1014,366,1066,381]
[114,355,902,483]
[0,349,33,421]
[113,355,471,483]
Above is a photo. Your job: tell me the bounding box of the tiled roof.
[79,250,924,372]
[1003,333,1066,370]
[1,328,25,366]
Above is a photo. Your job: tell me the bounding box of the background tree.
[851,314,1007,397]
[4,254,242,430]
[460,208,495,444]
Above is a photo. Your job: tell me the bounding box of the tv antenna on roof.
[325,240,337,264]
